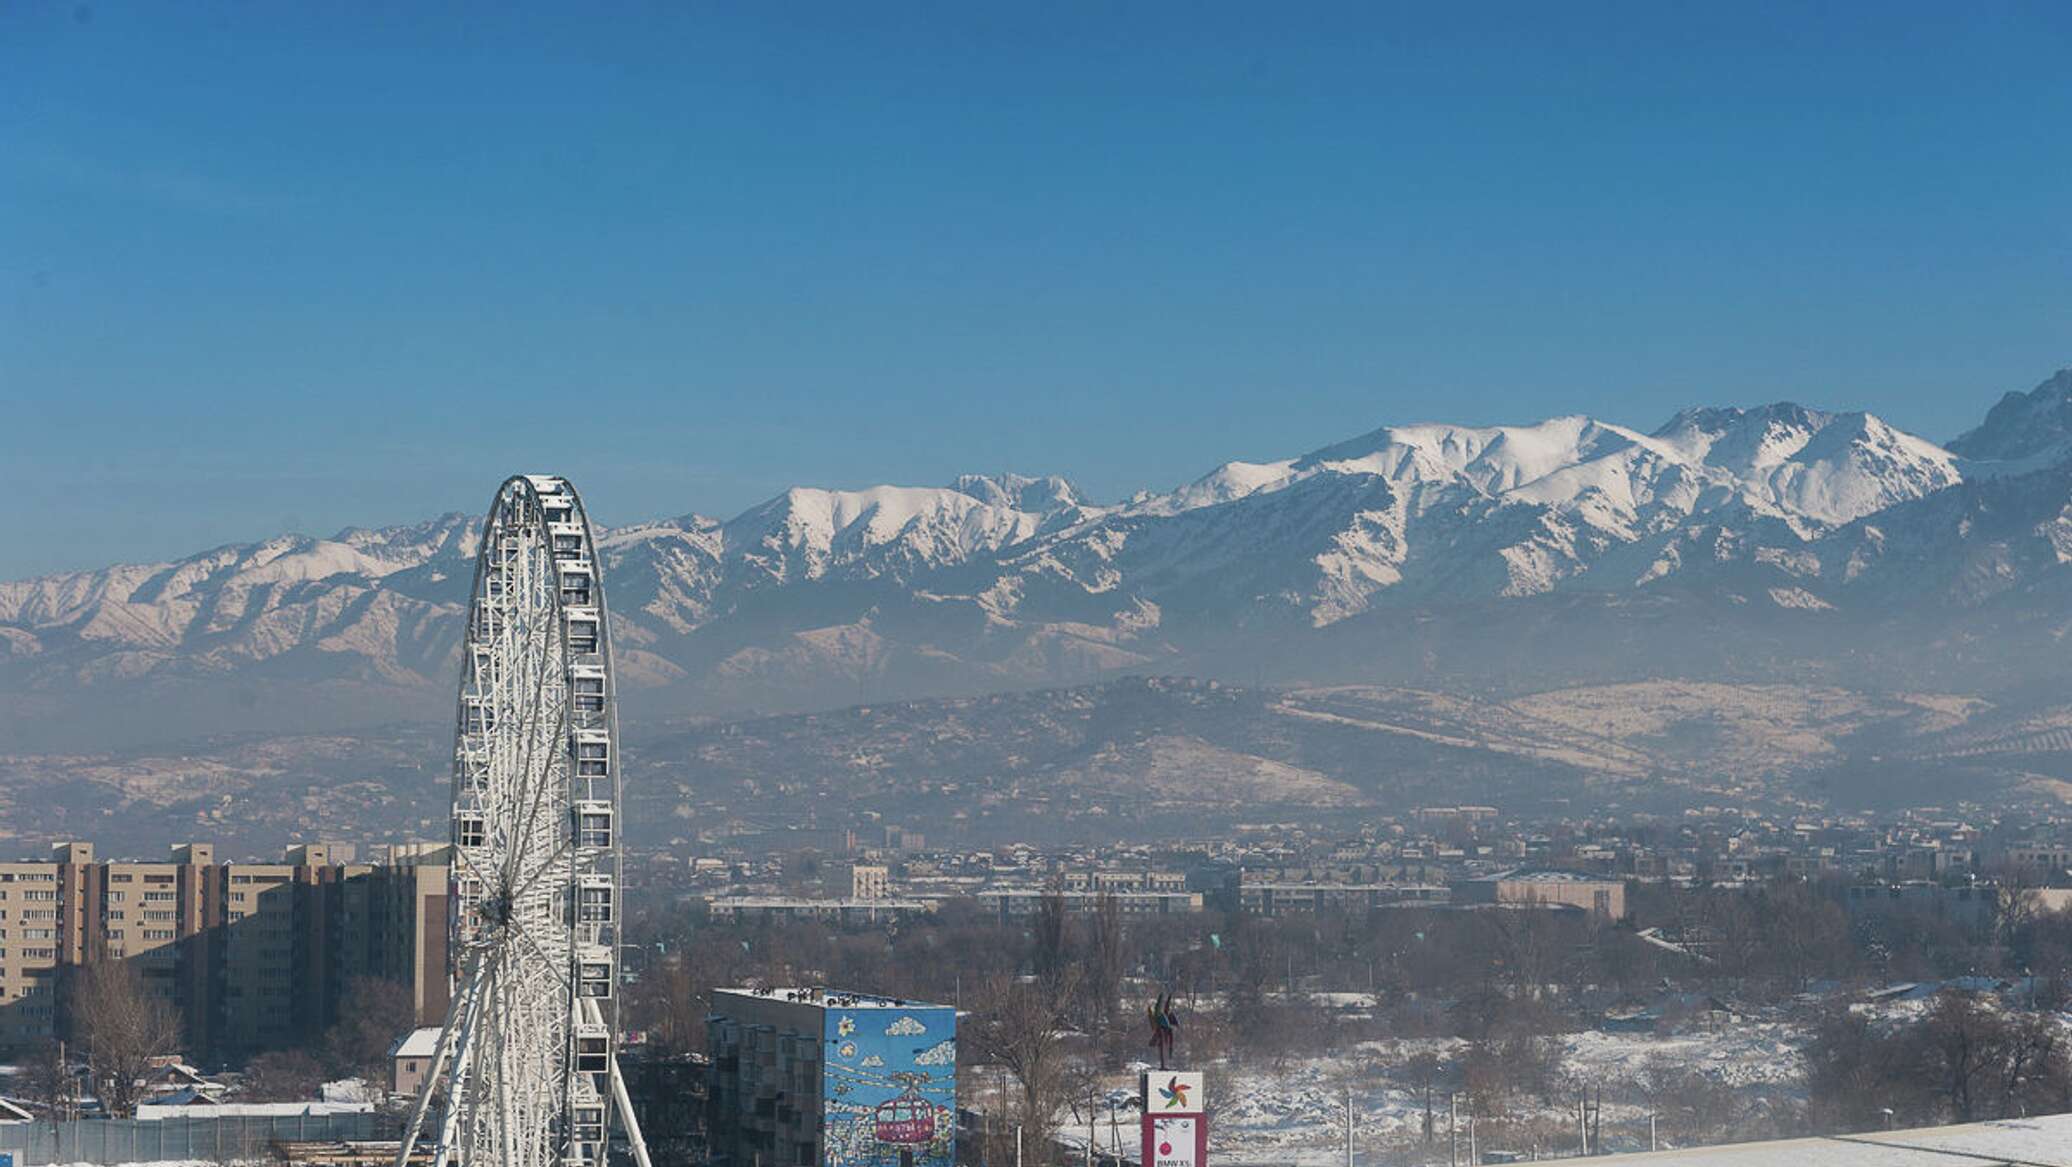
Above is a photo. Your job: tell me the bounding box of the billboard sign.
[822,1006,957,1167]
[1141,1071,1208,1167]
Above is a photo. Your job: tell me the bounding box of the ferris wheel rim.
[398,472,642,1167]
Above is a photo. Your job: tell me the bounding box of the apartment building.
[1230,877,1450,916]
[0,840,450,1063]
[1059,869,1188,894]
[1451,868,1628,920]
[974,888,1203,920]
[0,858,66,1049]
[707,988,955,1167]
[836,862,891,900]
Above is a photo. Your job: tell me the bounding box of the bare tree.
[1083,894,1126,1034]
[244,1048,328,1102]
[1402,1051,1443,1144]
[68,961,183,1118]
[1034,890,1071,989]
[324,976,418,1084]
[19,1037,76,1122]
[970,969,1085,1165]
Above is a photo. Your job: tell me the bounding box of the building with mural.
[708,987,956,1167]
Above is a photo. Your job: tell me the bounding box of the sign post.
[1140,1071,1207,1167]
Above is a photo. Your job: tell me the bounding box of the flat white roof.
[716,987,949,1010]
[392,1026,442,1059]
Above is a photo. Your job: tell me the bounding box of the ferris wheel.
[397,475,651,1167]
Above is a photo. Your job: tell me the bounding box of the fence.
[0,1112,399,1164]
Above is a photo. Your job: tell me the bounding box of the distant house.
[1451,869,1627,920]
[392,1026,443,1097]
[137,1057,218,1101]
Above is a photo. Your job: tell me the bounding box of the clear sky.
[3,3,2069,578]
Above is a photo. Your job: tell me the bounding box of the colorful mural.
[823,1006,957,1167]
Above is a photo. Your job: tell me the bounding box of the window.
[572,1105,605,1144]
[567,612,600,653]
[576,1031,609,1073]
[143,929,175,941]
[22,891,54,902]
[143,891,175,902]
[576,806,612,849]
[560,568,592,605]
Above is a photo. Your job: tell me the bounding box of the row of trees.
[620,873,2072,1161]
[1806,992,2072,1129]
[16,961,183,1119]
[10,963,416,1117]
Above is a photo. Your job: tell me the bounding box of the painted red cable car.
[873,1091,937,1146]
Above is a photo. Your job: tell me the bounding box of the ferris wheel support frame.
[396,474,652,1167]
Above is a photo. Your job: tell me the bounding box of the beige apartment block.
[0,840,452,1062]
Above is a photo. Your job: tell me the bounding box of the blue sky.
[2,3,2068,577]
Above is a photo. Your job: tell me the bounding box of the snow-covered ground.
[1188,1021,1806,1166]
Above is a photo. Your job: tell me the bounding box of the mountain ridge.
[5,369,2071,749]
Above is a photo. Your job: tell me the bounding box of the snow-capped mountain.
[5,369,2070,746]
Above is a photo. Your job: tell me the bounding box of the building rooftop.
[1476,867,1621,883]
[391,1026,442,1059]
[715,987,949,1011]
[1587,1113,2072,1165]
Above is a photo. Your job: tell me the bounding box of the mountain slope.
[1950,367,2072,468]
[5,370,2072,748]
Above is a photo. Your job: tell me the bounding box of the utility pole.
[1449,1093,1458,1167]
[1088,1087,1096,1167]
[1649,1110,1657,1152]
[1343,1085,1354,1167]
[1017,1123,1024,1167]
